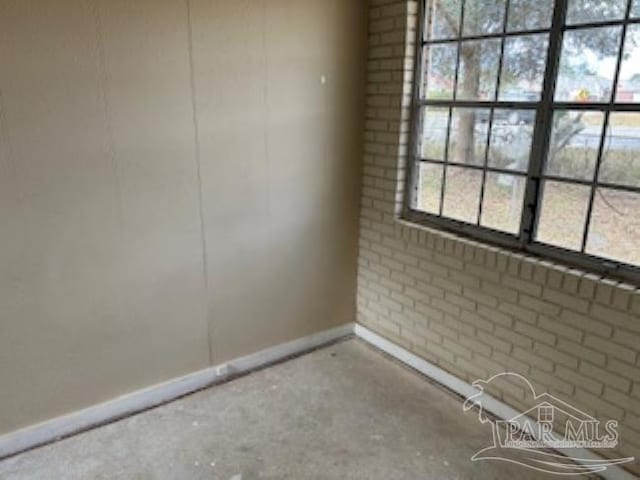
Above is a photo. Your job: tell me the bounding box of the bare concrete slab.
[0,339,586,479]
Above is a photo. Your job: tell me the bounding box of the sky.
[595,28,640,81]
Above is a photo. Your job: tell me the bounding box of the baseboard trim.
[354,323,636,480]
[0,322,354,460]
[3,322,633,479]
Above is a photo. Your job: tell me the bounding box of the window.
[538,405,554,423]
[406,0,640,281]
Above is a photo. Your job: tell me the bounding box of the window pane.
[616,25,640,103]
[480,173,525,234]
[633,0,640,17]
[417,162,444,214]
[442,166,483,223]
[599,113,640,188]
[448,107,490,165]
[462,0,506,37]
[488,109,535,171]
[555,26,623,103]
[566,0,627,25]
[426,0,462,40]
[498,34,549,101]
[586,188,640,265]
[456,39,501,101]
[545,110,604,180]
[419,107,450,160]
[423,43,458,100]
[536,181,591,251]
[507,0,553,31]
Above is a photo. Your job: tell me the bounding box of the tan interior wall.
[0,0,366,435]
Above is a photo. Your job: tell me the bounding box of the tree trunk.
[453,44,481,164]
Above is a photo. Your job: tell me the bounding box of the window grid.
[416,0,550,232]
[477,0,511,227]
[406,0,640,282]
[563,0,633,256]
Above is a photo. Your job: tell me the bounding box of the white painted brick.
[455,357,488,379]
[502,275,542,296]
[463,288,498,308]
[450,270,481,289]
[514,321,556,346]
[473,353,506,376]
[543,287,590,313]
[465,263,501,283]
[445,292,475,312]
[513,346,553,372]
[532,342,578,369]
[458,335,492,358]
[609,358,640,382]
[595,279,617,305]
[579,362,631,393]
[431,297,460,317]
[425,341,455,364]
[477,305,513,327]
[481,281,518,303]
[498,301,537,324]
[584,335,636,364]
[410,280,441,298]
[445,314,475,337]
[414,301,444,322]
[530,368,575,396]
[430,320,459,341]
[492,351,530,374]
[573,388,623,421]
[460,309,494,334]
[443,338,472,360]
[556,338,606,366]
[559,309,612,338]
[494,325,533,349]
[432,277,462,295]
[477,330,511,353]
[391,290,414,309]
[537,316,583,343]
[519,294,561,317]
[556,366,603,395]
[604,387,639,414]
[611,328,640,350]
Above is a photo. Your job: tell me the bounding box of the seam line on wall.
[185,0,213,366]
[261,0,273,242]
[0,323,354,461]
[86,0,128,326]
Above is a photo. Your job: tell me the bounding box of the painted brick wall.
[358,0,640,468]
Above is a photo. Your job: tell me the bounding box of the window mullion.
[579,0,633,253]
[438,0,465,216]
[519,0,568,247]
[477,0,511,227]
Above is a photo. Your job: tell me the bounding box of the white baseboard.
[2,321,634,480]
[354,323,636,480]
[0,322,354,460]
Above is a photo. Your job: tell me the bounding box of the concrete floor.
[0,339,580,479]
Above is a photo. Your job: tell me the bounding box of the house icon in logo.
[497,392,602,449]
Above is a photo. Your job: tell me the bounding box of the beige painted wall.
[0,0,366,435]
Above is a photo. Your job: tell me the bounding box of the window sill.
[394,214,640,313]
